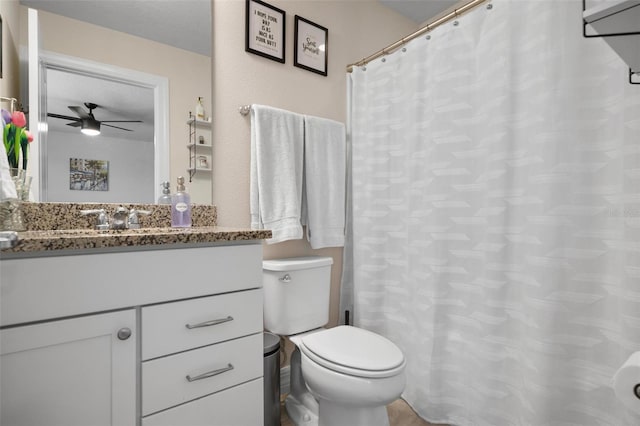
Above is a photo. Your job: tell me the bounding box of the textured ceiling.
[20,0,211,56]
[45,68,155,141]
[380,0,459,23]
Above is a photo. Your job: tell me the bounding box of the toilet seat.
[299,326,405,379]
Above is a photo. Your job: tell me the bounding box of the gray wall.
[46,131,154,203]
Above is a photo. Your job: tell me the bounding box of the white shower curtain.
[343,1,640,425]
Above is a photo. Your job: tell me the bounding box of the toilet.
[262,256,406,426]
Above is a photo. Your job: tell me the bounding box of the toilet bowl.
[298,326,406,426]
[262,257,407,426]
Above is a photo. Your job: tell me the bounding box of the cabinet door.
[0,310,136,426]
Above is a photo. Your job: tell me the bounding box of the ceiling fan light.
[81,119,101,136]
[81,128,100,136]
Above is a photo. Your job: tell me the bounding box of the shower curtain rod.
[346,0,488,72]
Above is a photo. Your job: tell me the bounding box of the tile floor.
[280,398,447,426]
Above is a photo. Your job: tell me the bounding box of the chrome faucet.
[111,206,129,230]
[81,206,152,230]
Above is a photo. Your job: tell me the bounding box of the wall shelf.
[583,0,640,34]
[583,0,640,83]
[186,117,212,129]
[187,114,213,180]
[187,142,212,149]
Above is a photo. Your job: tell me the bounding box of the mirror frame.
[36,51,170,202]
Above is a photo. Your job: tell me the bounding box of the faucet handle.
[127,209,152,229]
[80,209,110,230]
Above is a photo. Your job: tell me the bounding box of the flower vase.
[0,168,29,231]
[9,168,31,201]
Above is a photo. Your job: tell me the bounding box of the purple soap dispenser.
[171,176,192,228]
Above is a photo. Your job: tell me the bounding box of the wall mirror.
[20,0,211,203]
[39,52,168,203]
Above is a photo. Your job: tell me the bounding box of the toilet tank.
[262,256,333,336]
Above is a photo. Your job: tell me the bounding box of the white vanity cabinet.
[0,242,264,426]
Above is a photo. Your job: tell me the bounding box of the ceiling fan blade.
[67,122,82,127]
[47,113,81,121]
[68,105,91,119]
[102,123,133,132]
[100,120,143,123]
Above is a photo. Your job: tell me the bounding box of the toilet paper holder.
[614,352,640,415]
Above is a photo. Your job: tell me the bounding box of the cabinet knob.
[117,327,132,340]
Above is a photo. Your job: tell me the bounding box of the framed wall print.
[294,15,328,76]
[245,0,286,63]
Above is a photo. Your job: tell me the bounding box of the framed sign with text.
[294,15,328,76]
[245,0,286,63]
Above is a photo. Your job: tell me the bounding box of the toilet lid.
[300,326,405,378]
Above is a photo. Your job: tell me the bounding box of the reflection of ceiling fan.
[47,102,142,136]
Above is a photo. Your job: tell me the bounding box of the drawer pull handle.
[185,316,234,329]
[186,363,234,382]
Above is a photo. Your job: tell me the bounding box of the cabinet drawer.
[142,289,262,360]
[142,378,263,426]
[1,244,263,327]
[142,333,262,416]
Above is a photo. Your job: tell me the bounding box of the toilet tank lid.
[263,256,333,271]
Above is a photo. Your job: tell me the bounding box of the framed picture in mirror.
[69,158,109,192]
[245,0,286,63]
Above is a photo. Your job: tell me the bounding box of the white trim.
[37,50,170,202]
[27,9,40,201]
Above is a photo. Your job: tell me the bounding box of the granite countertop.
[0,202,272,255]
[4,226,272,253]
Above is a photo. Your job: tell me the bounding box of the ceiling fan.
[47,102,142,136]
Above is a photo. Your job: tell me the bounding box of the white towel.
[0,114,18,201]
[303,115,346,249]
[250,105,304,244]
